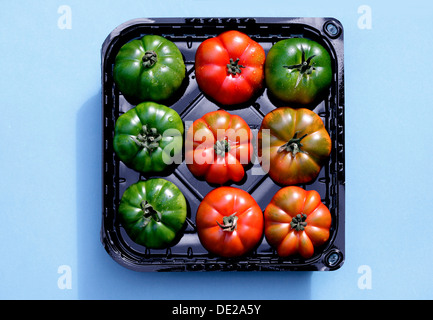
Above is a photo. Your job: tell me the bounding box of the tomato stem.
[214,139,231,157]
[140,200,162,225]
[216,212,238,232]
[290,213,308,231]
[278,131,308,156]
[132,125,162,153]
[283,47,316,88]
[227,58,246,76]
[142,51,158,68]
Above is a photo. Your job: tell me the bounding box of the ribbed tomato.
[194,30,265,105]
[258,107,332,185]
[264,186,331,258]
[196,187,264,257]
[186,110,253,185]
[113,35,186,102]
[265,37,332,105]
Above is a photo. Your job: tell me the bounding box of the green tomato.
[113,35,186,102]
[118,179,187,249]
[265,38,332,105]
[113,102,184,173]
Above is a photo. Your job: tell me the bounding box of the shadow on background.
[76,93,312,300]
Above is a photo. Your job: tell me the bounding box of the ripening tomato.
[186,110,253,185]
[195,30,266,105]
[258,107,331,185]
[196,187,264,257]
[264,186,332,258]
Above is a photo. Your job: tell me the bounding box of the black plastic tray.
[101,17,345,271]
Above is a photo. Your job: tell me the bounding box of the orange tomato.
[258,107,332,185]
[264,186,331,258]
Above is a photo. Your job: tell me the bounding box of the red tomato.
[264,186,331,259]
[196,187,264,257]
[195,30,266,105]
[186,110,253,185]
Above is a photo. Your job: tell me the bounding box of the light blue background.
[1,0,432,300]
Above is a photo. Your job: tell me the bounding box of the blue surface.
[1,0,433,300]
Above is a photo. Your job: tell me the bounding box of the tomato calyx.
[278,131,308,156]
[214,139,231,157]
[142,51,158,68]
[283,47,317,88]
[140,200,162,227]
[227,58,246,76]
[290,213,308,231]
[216,212,238,232]
[132,125,162,153]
